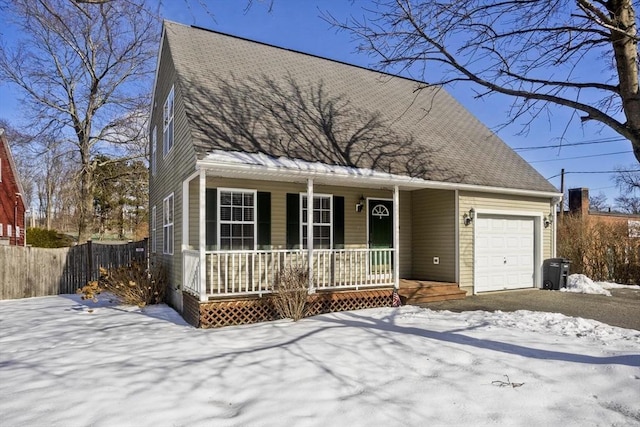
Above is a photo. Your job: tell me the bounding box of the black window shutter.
[256,192,271,249]
[206,188,217,249]
[286,193,300,249]
[333,196,345,249]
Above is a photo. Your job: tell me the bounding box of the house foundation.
[182,288,393,328]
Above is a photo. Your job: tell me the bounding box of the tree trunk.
[609,0,640,162]
[77,159,95,243]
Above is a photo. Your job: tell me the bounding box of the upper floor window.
[163,86,174,156]
[219,189,256,250]
[151,125,157,176]
[301,194,332,249]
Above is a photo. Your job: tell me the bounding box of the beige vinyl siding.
[458,191,554,293]
[411,189,456,282]
[398,191,412,278]
[149,34,198,298]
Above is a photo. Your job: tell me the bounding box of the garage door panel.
[476,215,535,293]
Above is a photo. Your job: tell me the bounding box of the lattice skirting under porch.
[181,288,394,329]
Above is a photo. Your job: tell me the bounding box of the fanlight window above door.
[372,204,390,219]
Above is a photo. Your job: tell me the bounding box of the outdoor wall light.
[543,215,552,228]
[463,208,475,226]
[356,195,365,213]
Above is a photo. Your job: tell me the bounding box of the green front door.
[368,199,393,273]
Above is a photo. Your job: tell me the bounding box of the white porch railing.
[183,250,201,296]
[183,248,395,298]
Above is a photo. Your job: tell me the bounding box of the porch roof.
[197,150,561,200]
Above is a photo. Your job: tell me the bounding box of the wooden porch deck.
[398,279,467,304]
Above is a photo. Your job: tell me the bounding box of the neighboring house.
[566,188,640,233]
[149,21,561,327]
[0,128,26,246]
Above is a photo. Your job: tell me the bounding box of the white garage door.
[475,215,535,292]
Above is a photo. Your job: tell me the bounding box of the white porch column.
[198,169,207,301]
[307,178,315,293]
[182,178,189,250]
[393,185,400,290]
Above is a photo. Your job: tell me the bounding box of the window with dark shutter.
[333,196,345,249]
[256,192,271,249]
[286,193,300,249]
[206,188,217,249]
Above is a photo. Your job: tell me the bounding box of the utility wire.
[529,150,632,163]
[546,170,640,180]
[514,137,625,151]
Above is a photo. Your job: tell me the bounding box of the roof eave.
[196,157,561,201]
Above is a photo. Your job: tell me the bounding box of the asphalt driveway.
[419,287,640,331]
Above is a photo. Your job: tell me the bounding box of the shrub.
[78,261,167,307]
[558,215,640,284]
[26,227,74,248]
[272,266,309,321]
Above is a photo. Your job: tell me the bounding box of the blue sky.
[1,0,636,206]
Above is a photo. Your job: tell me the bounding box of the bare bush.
[272,266,309,321]
[558,215,640,284]
[78,261,167,307]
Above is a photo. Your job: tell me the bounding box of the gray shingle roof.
[163,21,557,193]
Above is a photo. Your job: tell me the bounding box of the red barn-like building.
[0,128,26,246]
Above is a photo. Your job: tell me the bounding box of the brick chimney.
[568,188,589,216]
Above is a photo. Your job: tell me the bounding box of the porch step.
[398,280,467,304]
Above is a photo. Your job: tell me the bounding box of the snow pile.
[1,295,639,426]
[562,274,612,296]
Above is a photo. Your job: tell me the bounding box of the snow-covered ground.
[562,273,639,297]
[1,295,639,426]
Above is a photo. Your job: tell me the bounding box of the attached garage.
[474,214,538,293]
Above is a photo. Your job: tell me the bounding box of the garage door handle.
[504,257,507,264]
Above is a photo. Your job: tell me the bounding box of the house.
[566,187,640,230]
[0,128,26,246]
[149,21,561,327]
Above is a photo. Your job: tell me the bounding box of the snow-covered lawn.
[1,295,639,426]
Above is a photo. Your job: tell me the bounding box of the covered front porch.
[181,164,402,301]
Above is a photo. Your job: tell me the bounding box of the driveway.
[419,288,640,331]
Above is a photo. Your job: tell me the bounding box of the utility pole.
[559,168,565,221]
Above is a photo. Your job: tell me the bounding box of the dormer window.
[163,86,174,156]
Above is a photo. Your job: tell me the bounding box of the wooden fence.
[0,239,148,300]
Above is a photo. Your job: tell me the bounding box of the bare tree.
[0,0,159,242]
[615,194,640,213]
[615,167,640,192]
[327,0,640,163]
[589,192,609,212]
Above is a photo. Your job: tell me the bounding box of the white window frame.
[151,125,157,176]
[151,205,157,253]
[0,223,3,237]
[217,188,257,251]
[7,224,12,238]
[300,193,333,249]
[163,86,175,157]
[163,193,174,255]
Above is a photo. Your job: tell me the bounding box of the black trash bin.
[542,258,571,290]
